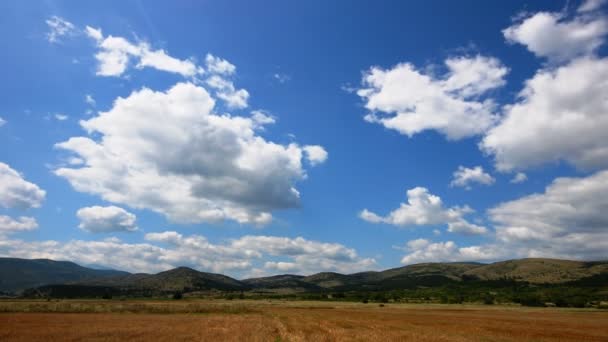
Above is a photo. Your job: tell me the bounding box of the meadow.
[1,300,607,341]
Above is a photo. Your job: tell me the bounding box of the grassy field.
[1,300,607,341]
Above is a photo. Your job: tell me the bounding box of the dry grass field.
[0,300,607,341]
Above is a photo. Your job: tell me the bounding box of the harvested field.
[0,300,607,341]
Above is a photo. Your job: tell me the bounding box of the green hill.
[6,257,608,301]
[0,257,128,293]
[462,258,608,283]
[79,266,248,292]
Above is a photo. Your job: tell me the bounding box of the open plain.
[0,300,607,341]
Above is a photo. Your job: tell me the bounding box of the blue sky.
[0,0,607,277]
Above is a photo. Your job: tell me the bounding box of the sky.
[0,0,607,278]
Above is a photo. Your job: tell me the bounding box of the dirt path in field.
[1,304,607,341]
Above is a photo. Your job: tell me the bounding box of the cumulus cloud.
[401,170,608,264]
[482,6,608,171]
[450,166,495,189]
[503,7,608,62]
[205,54,236,75]
[481,57,608,171]
[203,55,249,109]
[83,22,247,108]
[250,110,276,128]
[303,145,328,166]
[489,170,608,261]
[205,75,249,109]
[0,162,45,209]
[359,187,487,235]
[85,26,199,77]
[0,232,375,276]
[55,82,326,225]
[358,55,507,140]
[0,216,38,234]
[510,172,528,184]
[46,16,76,43]
[0,117,5,127]
[578,0,607,13]
[400,239,501,265]
[77,205,138,233]
[264,261,298,272]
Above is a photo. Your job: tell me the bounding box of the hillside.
[0,258,128,293]
[463,258,608,284]
[6,257,608,299]
[243,260,608,292]
[243,274,318,290]
[78,266,249,292]
[245,263,486,291]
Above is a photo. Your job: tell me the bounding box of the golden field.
[0,300,607,341]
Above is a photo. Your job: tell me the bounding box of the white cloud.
[489,170,608,261]
[54,113,68,121]
[0,117,5,127]
[216,88,249,109]
[400,170,608,264]
[144,231,183,245]
[84,25,246,108]
[503,9,608,62]
[400,240,501,265]
[442,56,509,97]
[46,16,76,43]
[77,205,138,233]
[273,73,291,83]
[303,145,328,166]
[85,94,96,106]
[250,110,276,128]
[85,26,198,77]
[450,166,495,189]
[481,57,608,171]
[85,26,102,41]
[359,187,487,235]
[0,232,375,276]
[264,261,297,272]
[406,238,430,251]
[358,55,507,140]
[447,220,488,235]
[55,82,326,225]
[510,172,528,184]
[0,216,38,234]
[578,0,607,13]
[205,54,236,75]
[0,162,45,209]
[205,75,249,109]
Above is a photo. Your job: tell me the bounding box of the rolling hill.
[462,258,608,284]
[4,257,608,298]
[79,266,249,292]
[242,259,608,292]
[0,257,128,293]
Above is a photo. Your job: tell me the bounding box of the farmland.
[1,300,607,341]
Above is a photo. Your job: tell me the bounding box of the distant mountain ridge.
[79,266,248,292]
[0,258,128,293]
[2,257,607,296]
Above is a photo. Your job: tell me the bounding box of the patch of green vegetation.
[225,278,608,309]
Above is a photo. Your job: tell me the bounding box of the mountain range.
[2,257,607,297]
